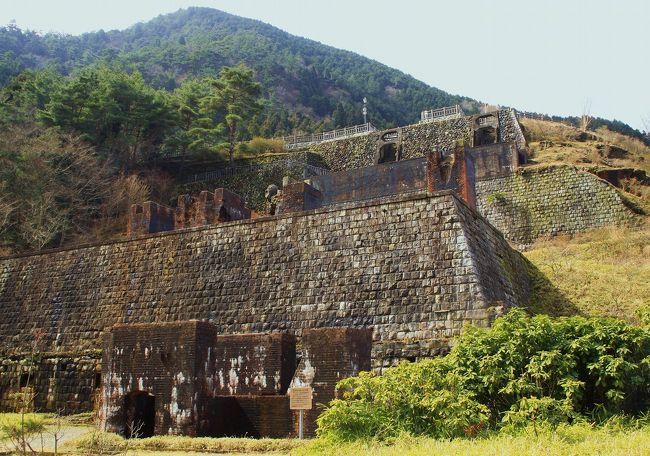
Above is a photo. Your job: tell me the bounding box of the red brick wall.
[127,201,175,237]
[292,327,372,436]
[276,182,323,214]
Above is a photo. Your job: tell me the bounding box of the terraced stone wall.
[306,109,523,171]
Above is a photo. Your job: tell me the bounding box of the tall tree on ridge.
[200,65,261,166]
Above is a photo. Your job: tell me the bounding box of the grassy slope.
[520,118,650,174]
[523,225,650,320]
[298,424,650,456]
[516,118,650,320]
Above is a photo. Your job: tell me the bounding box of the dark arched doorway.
[124,391,155,438]
[474,126,497,146]
[377,143,398,164]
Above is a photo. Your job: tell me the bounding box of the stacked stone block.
[0,353,100,414]
[305,109,525,171]
[0,190,531,413]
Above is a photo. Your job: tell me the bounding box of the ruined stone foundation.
[0,189,531,432]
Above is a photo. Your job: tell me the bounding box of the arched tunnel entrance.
[377,143,398,163]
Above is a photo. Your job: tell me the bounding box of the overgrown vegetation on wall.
[317,309,650,441]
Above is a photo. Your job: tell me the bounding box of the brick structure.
[127,188,251,237]
[209,396,292,438]
[127,201,176,237]
[101,321,218,436]
[289,147,476,211]
[0,101,640,438]
[99,321,369,438]
[291,328,372,436]
[426,146,476,209]
[175,188,251,230]
[276,182,323,214]
[470,142,520,180]
[0,122,534,436]
[309,157,427,207]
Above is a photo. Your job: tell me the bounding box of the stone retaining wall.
[0,191,531,378]
[476,166,643,247]
[0,352,100,414]
[306,109,523,171]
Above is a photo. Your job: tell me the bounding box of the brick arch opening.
[124,391,155,438]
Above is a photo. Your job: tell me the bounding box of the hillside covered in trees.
[1,7,645,138]
[0,7,478,133]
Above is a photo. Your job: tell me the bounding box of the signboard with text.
[289,386,313,410]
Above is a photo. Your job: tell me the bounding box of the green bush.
[318,365,488,441]
[317,310,650,441]
[0,413,46,438]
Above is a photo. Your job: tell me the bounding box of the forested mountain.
[0,7,646,255]
[0,7,476,131]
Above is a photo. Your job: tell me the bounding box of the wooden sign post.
[289,386,313,439]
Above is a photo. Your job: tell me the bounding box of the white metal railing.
[281,123,377,149]
[419,105,464,123]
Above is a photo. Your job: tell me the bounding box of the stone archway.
[474,126,497,146]
[473,114,499,146]
[375,128,402,164]
[377,143,398,163]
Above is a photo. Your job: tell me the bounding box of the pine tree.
[199,65,262,166]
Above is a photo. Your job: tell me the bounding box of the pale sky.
[2,0,649,130]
